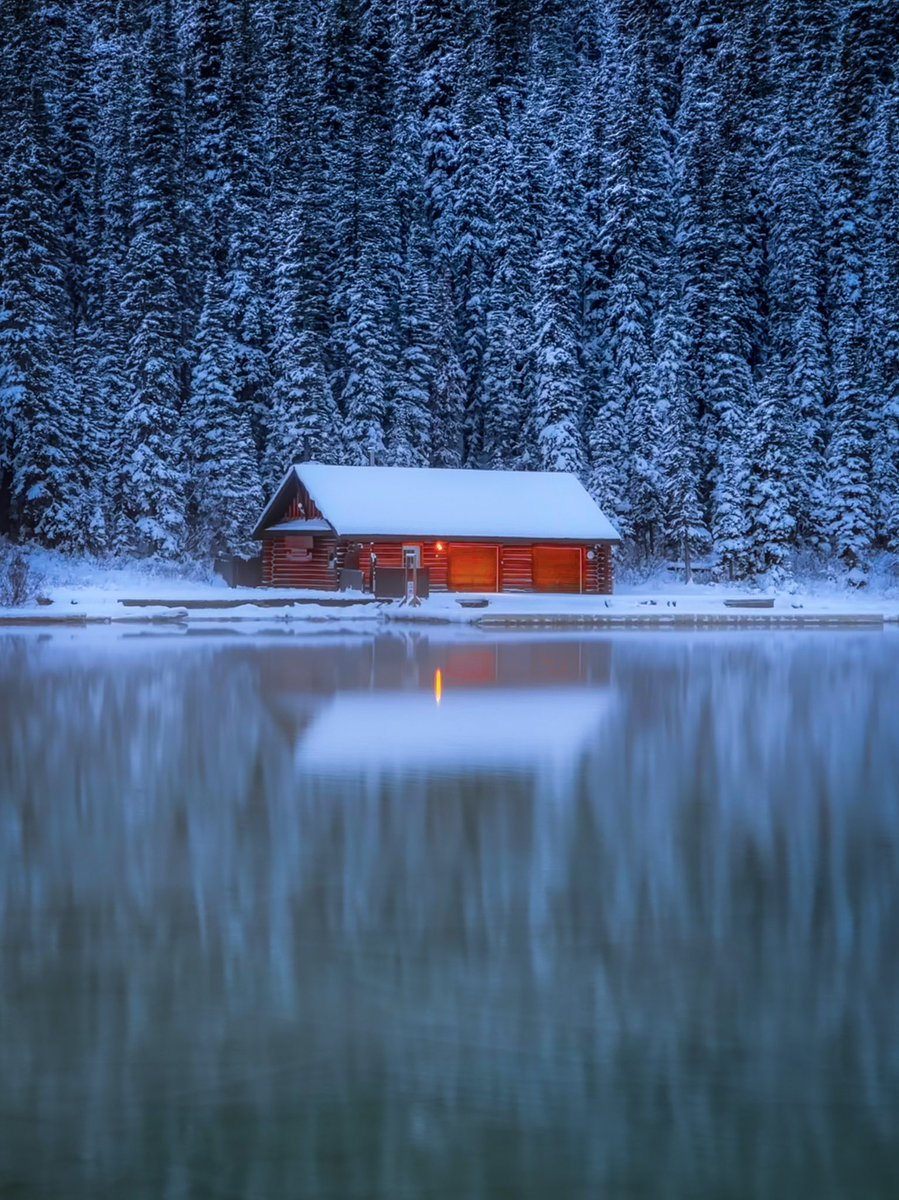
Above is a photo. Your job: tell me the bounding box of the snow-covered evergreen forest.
[1,0,898,578]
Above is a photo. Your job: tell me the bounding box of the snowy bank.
[1,549,897,629]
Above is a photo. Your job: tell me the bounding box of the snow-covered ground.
[1,549,898,626]
[390,583,899,626]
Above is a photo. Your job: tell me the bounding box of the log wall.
[263,536,615,594]
[499,546,534,592]
[583,544,614,594]
[263,535,339,590]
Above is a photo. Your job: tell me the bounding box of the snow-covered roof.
[255,464,620,542]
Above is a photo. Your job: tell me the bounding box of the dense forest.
[1,0,898,578]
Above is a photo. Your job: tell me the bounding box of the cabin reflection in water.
[258,633,613,695]
[263,635,615,781]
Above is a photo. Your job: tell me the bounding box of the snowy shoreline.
[2,549,897,629]
[2,589,897,630]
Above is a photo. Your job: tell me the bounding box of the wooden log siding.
[263,535,339,589]
[500,546,534,592]
[584,544,614,594]
[358,543,450,591]
[284,486,323,522]
[264,535,614,593]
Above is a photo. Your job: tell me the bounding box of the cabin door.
[532,546,582,593]
[447,544,498,592]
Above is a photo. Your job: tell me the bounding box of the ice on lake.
[2,628,899,1199]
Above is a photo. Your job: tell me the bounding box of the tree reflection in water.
[1,630,899,1199]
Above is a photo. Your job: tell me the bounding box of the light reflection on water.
[2,629,899,1198]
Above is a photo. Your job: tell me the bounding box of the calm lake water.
[2,627,899,1199]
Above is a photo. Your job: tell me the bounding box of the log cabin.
[252,464,620,594]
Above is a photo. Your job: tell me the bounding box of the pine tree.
[388,237,434,466]
[266,330,338,482]
[415,0,463,268]
[339,255,391,466]
[760,0,831,546]
[868,67,899,552]
[821,10,879,575]
[188,278,262,558]
[653,285,709,568]
[674,0,760,576]
[183,0,235,272]
[530,125,585,474]
[747,358,796,578]
[593,9,669,552]
[430,271,466,467]
[479,115,532,468]
[383,2,434,467]
[116,0,188,557]
[453,91,496,463]
[0,14,85,548]
[222,1,277,466]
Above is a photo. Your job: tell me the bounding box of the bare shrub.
[0,544,39,607]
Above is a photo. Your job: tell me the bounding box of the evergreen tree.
[453,91,496,463]
[653,285,709,568]
[868,68,899,552]
[430,271,466,467]
[480,116,532,468]
[116,0,188,557]
[600,8,672,550]
[760,0,831,546]
[415,0,463,267]
[821,11,878,574]
[188,278,262,558]
[388,237,434,466]
[266,330,338,481]
[339,258,392,466]
[0,14,85,548]
[530,124,585,474]
[747,358,796,578]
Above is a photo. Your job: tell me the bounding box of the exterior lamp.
[436,541,444,551]
[586,548,597,561]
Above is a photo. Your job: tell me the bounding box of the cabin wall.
[353,541,613,594]
[263,536,614,594]
[284,485,323,522]
[263,535,339,589]
[500,546,534,591]
[358,543,450,591]
[583,544,614,594]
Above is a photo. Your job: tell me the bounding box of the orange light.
[435,541,444,552]
[434,668,443,705]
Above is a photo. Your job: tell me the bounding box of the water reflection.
[2,629,899,1198]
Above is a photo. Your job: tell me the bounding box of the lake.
[2,627,899,1199]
